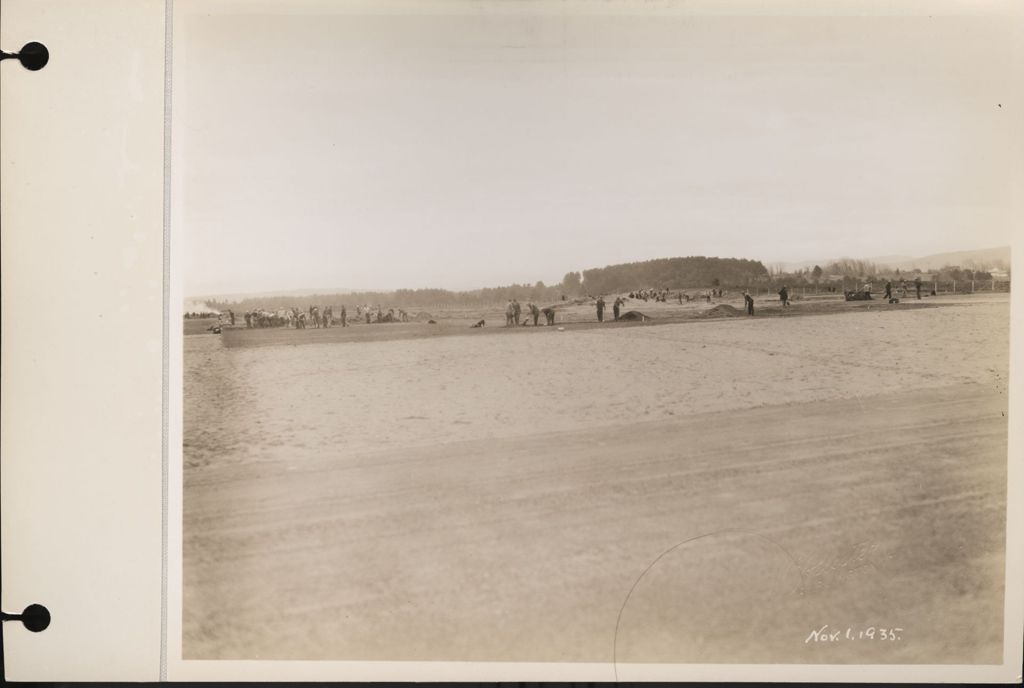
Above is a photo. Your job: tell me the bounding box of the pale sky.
[174,0,1021,297]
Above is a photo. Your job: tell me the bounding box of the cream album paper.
[2,0,1023,682]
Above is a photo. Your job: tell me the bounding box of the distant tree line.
[203,254,1006,312]
[929,265,997,282]
[204,256,775,311]
[578,256,769,294]
[205,281,568,312]
[767,261,1004,289]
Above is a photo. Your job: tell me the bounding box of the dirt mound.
[701,304,743,318]
[619,310,650,322]
[413,311,434,322]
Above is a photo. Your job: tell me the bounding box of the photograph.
[173,0,1015,673]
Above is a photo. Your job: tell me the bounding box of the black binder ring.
[0,42,49,71]
[0,604,51,632]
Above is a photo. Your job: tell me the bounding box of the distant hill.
[878,246,1009,272]
[780,246,1009,273]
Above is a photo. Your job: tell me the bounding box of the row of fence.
[787,280,1011,297]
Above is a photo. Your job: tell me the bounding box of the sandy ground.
[183,294,1009,664]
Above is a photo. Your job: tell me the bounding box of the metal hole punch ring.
[0,41,49,71]
[0,604,51,632]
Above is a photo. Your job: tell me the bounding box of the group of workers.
[502,299,556,327]
[231,276,931,336]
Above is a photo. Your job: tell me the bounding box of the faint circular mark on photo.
[613,529,805,677]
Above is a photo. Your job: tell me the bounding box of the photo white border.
[164,0,1024,681]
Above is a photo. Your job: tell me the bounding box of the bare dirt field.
[182,293,1009,666]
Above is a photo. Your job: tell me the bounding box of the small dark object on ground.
[427,319,437,324]
[701,304,743,318]
[845,291,873,301]
[618,310,650,322]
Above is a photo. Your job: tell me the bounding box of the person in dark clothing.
[914,276,922,299]
[340,305,347,327]
[228,309,235,326]
[613,297,623,321]
[743,291,755,316]
[778,285,789,307]
[884,281,893,301]
[542,307,556,325]
[529,302,540,326]
[596,296,605,322]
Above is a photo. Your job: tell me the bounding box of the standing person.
[613,296,623,321]
[914,276,922,299]
[743,291,755,316]
[340,305,347,327]
[778,285,789,307]
[529,302,540,326]
[513,300,522,327]
[884,280,893,301]
[505,300,515,327]
[596,296,605,322]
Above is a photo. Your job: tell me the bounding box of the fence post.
[953,280,956,293]
[971,280,975,293]
[934,280,938,294]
